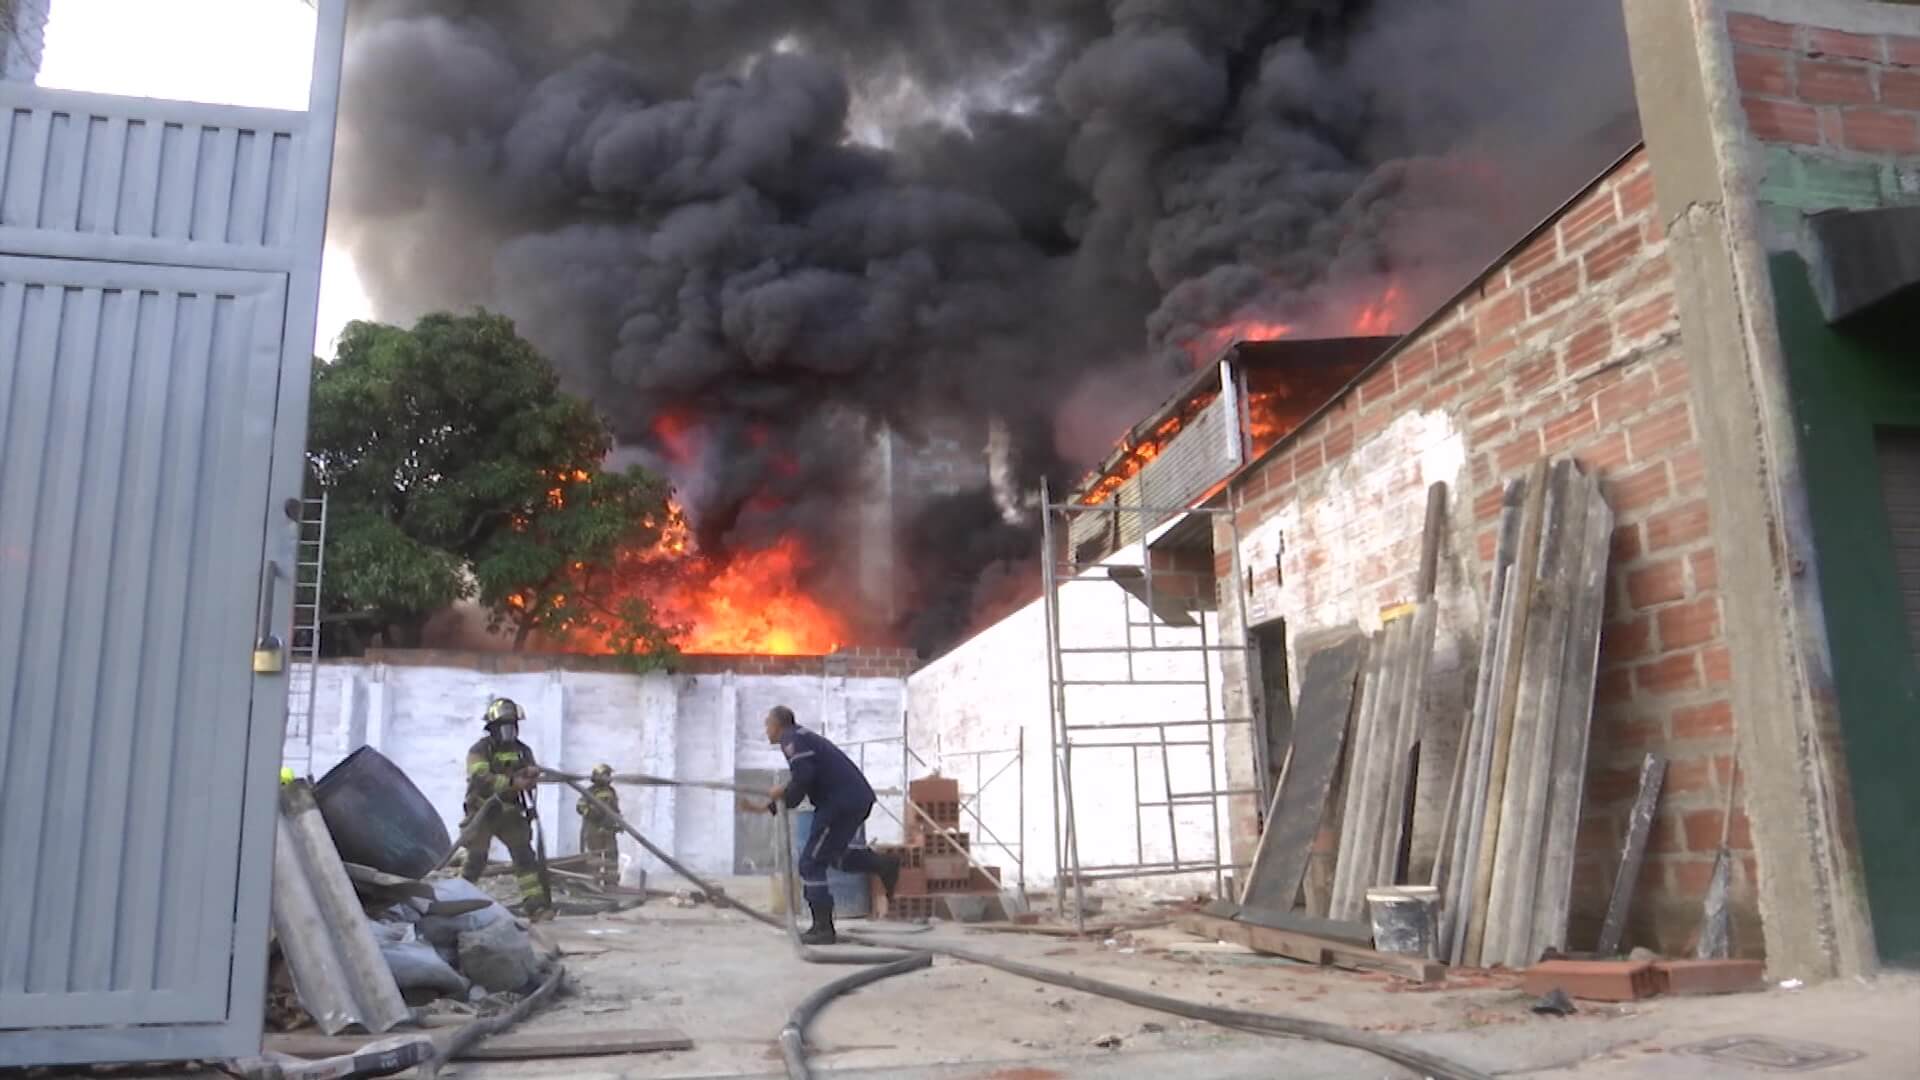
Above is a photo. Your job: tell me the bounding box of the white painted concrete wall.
[907,539,1233,900]
[286,660,909,881]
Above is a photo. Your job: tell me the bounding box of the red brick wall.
[1730,12,1920,154]
[360,646,920,679]
[1223,149,1753,954]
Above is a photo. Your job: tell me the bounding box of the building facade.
[1210,0,1920,979]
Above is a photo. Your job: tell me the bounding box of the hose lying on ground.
[777,953,932,1080]
[416,961,567,1080]
[548,769,1493,1080]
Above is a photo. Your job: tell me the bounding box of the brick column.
[1621,0,1880,979]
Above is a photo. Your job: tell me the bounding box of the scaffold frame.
[1041,478,1265,931]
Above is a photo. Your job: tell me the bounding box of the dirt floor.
[423,878,1920,1080]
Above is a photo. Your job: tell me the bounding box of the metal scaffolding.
[1042,479,1262,929]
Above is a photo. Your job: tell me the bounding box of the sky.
[34,0,374,356]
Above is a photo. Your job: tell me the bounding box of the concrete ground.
[437,880,1920,1080]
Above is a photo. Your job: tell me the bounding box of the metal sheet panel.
[1119,392,1234,548]
[0,88,308,271]
[0,258,287,1030]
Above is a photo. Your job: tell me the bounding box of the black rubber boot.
[876,853,902,901]
[801,897,837,945]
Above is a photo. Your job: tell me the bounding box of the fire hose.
[543,769,1492,1080]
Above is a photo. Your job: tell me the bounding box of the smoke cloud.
[330,0,1635,654]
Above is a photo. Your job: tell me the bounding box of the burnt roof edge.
[1202,140,1650,510]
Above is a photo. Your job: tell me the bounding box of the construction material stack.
[873,775,1005,921]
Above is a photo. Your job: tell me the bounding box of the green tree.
[308,311,681,666]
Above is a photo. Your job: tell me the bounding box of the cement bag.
[417,879,509,950]
[380,937,469,998]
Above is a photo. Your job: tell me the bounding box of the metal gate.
[0,4,344,1065]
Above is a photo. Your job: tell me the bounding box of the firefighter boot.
[801,897,837,946]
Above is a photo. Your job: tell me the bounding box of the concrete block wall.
[286,649,913,881]
[1215,148,1753,955]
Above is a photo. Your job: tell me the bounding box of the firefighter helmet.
[483,697,524,729]
[591,764,614,784]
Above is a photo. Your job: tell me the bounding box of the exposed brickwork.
[358,645,920,678]
[1733,14,1920,156]
[1221,149,1744,957]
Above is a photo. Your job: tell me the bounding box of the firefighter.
[461,697,552,919]
[749,705,900,945]
[576,763,621,890]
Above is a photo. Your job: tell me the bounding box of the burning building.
[314,0,1913,985]
[328,0,1645,662]
[921,0,1920,982]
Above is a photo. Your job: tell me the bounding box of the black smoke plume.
[330,0,1636,655]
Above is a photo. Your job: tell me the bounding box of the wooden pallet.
[1176,911,1444,984]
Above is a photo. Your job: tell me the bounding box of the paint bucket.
[1366,885,1440,957]
[788,809,872,917]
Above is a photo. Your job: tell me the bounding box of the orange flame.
[1082,287,1404,505]
[1350,282,1408,337]
[653,534,846,655]
[1184,318,1295,368]
[567,497,846,656]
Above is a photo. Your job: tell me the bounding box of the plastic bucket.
[1366,885,1440,957]
[788,809,872,917]
[314,746,452,878]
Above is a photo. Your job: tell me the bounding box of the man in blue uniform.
[757,705,900,944]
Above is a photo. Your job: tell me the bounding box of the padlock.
[253,633,285,674]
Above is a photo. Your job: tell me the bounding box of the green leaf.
[309,311,680,656]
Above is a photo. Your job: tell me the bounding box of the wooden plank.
[1486,460,1580,969]
[1437,477,1526,956]
[263,1028,695,1061]
[1428,695,1474,895]
[1417,482,1449,598]
[1232,904,1374,946]
[1447,569,1517,965]
[1366,487,1448,893]
[462,1029,695,1061]
[1327,630,1386,920]
[1176,913,1444,983]
[1464,460,1548,966]
[1596,754,1666,956]
[1238,636,1368,912]
[1332,618,1408,921]
[1531,469,1617,959]
[1378,602,1438,888]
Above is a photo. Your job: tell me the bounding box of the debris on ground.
[458,917,544,994]
[1530,988,1577,1016]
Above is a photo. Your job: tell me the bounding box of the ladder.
[285,491,328,777]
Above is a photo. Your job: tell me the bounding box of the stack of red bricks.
[873,775,1004,921]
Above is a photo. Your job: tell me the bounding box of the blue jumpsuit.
[771,725,879,909]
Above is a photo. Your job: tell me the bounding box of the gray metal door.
[0,2,344,1063]
[0,258,288,1027]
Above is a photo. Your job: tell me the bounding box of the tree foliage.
[308,311,681,666]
